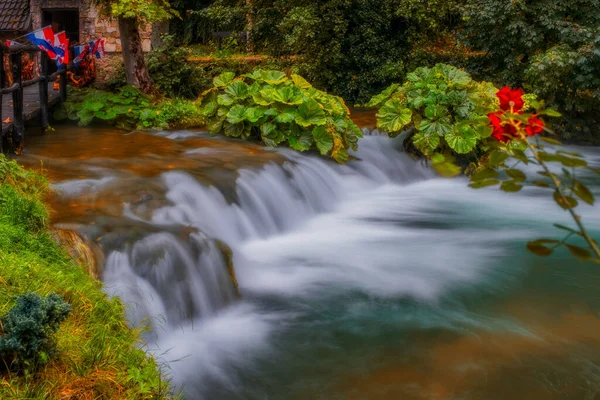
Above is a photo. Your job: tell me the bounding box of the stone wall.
[29,0,152,52]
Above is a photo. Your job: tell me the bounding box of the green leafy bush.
[199,70,362,163]
[146,34,206,99]
[368,64,500,158]
[0,293,72,368]
[461,0,600,141]
[55,86,204,130]
[192,0,462,104]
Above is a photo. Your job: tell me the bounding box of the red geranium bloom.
[497,86,524,111]
[488,111,518,143]
[525,115,544,136]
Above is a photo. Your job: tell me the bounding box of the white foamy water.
[97,135,600,398]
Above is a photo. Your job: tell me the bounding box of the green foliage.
[194,0,461,104]
[461,0,600,141]
[199,70,362,163]
[55,86,204,130]
[0,156,49,232]
[0,293,72,368]
[92,0,178,23]
[146,35,206,99]
[369,64,497,157]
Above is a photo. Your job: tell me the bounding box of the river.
[17,118,600,399]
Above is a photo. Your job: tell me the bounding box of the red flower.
[525,115,544,136]
[488,111,518,143]
[497,86,524,111]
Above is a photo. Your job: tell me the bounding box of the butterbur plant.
[198,70,363,164]
[368,64,500,160]
[467,87,600,262]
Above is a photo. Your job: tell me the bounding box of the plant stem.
[529,143,600,259]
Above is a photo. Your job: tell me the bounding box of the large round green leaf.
[296,99,327,127]
[275,108,296,124]
[288,131,314,151]
[312,126,333,155]
[214,72,236,88]
[418,118,452,136]
[226,105,247,124]
[261,70,288,85]
[225,81,250,99]
[244,107,267,123]
[291,74,313,89]
[260,123,286,147]
[376,99,412,134]
[412,131,440,155]
[273,86,303,105]
[224,122,245,138]
[444,126,478,154]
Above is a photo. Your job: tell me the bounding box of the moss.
[0,155,175,399]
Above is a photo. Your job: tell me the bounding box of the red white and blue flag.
[25,26,59,62]
[4,40,18,47]
[88,38,105,59]
[73,44,89,67]
[54,31,69,66]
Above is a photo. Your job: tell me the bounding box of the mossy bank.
[0,155,173,399]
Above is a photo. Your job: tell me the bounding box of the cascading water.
[33,126,600,400]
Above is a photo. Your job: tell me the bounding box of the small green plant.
[368,64,501,159]
[0,293,72,369]
[55,86,204,130]
[199,70,363,163]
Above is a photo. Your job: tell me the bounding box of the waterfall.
[92,134,600,398]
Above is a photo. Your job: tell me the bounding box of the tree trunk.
[245,0,254,53]
[118,16,155,94]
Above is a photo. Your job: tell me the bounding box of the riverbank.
[0,155,173,399]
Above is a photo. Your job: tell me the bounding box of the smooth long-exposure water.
[19,122,600,399]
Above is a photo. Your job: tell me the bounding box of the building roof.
[0,0,31,32]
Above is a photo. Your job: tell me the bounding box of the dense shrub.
[199,70,362,163]
[0,293,72,368]
[146,35,206,99]
[191,0,461,104]
[461,0,600,141]
[368,64,501,159]
[55,86,204,130]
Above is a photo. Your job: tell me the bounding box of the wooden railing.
[0,42,68,151]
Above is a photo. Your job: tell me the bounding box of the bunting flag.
[89,38,105,59]
[73,44,90,67]
[54,31,69,66]
[25,26,58,62]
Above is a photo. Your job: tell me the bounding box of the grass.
[0,155,175,399]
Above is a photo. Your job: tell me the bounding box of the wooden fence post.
[11,52,23,146]
[39,52,49,133]
[59,69,67,103]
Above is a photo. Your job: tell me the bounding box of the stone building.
[0,0,154,52]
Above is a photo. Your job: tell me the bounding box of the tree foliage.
[461,0,600,139]
[198,70,362,163]
[185,0,460,103]
[92,0,178,23]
